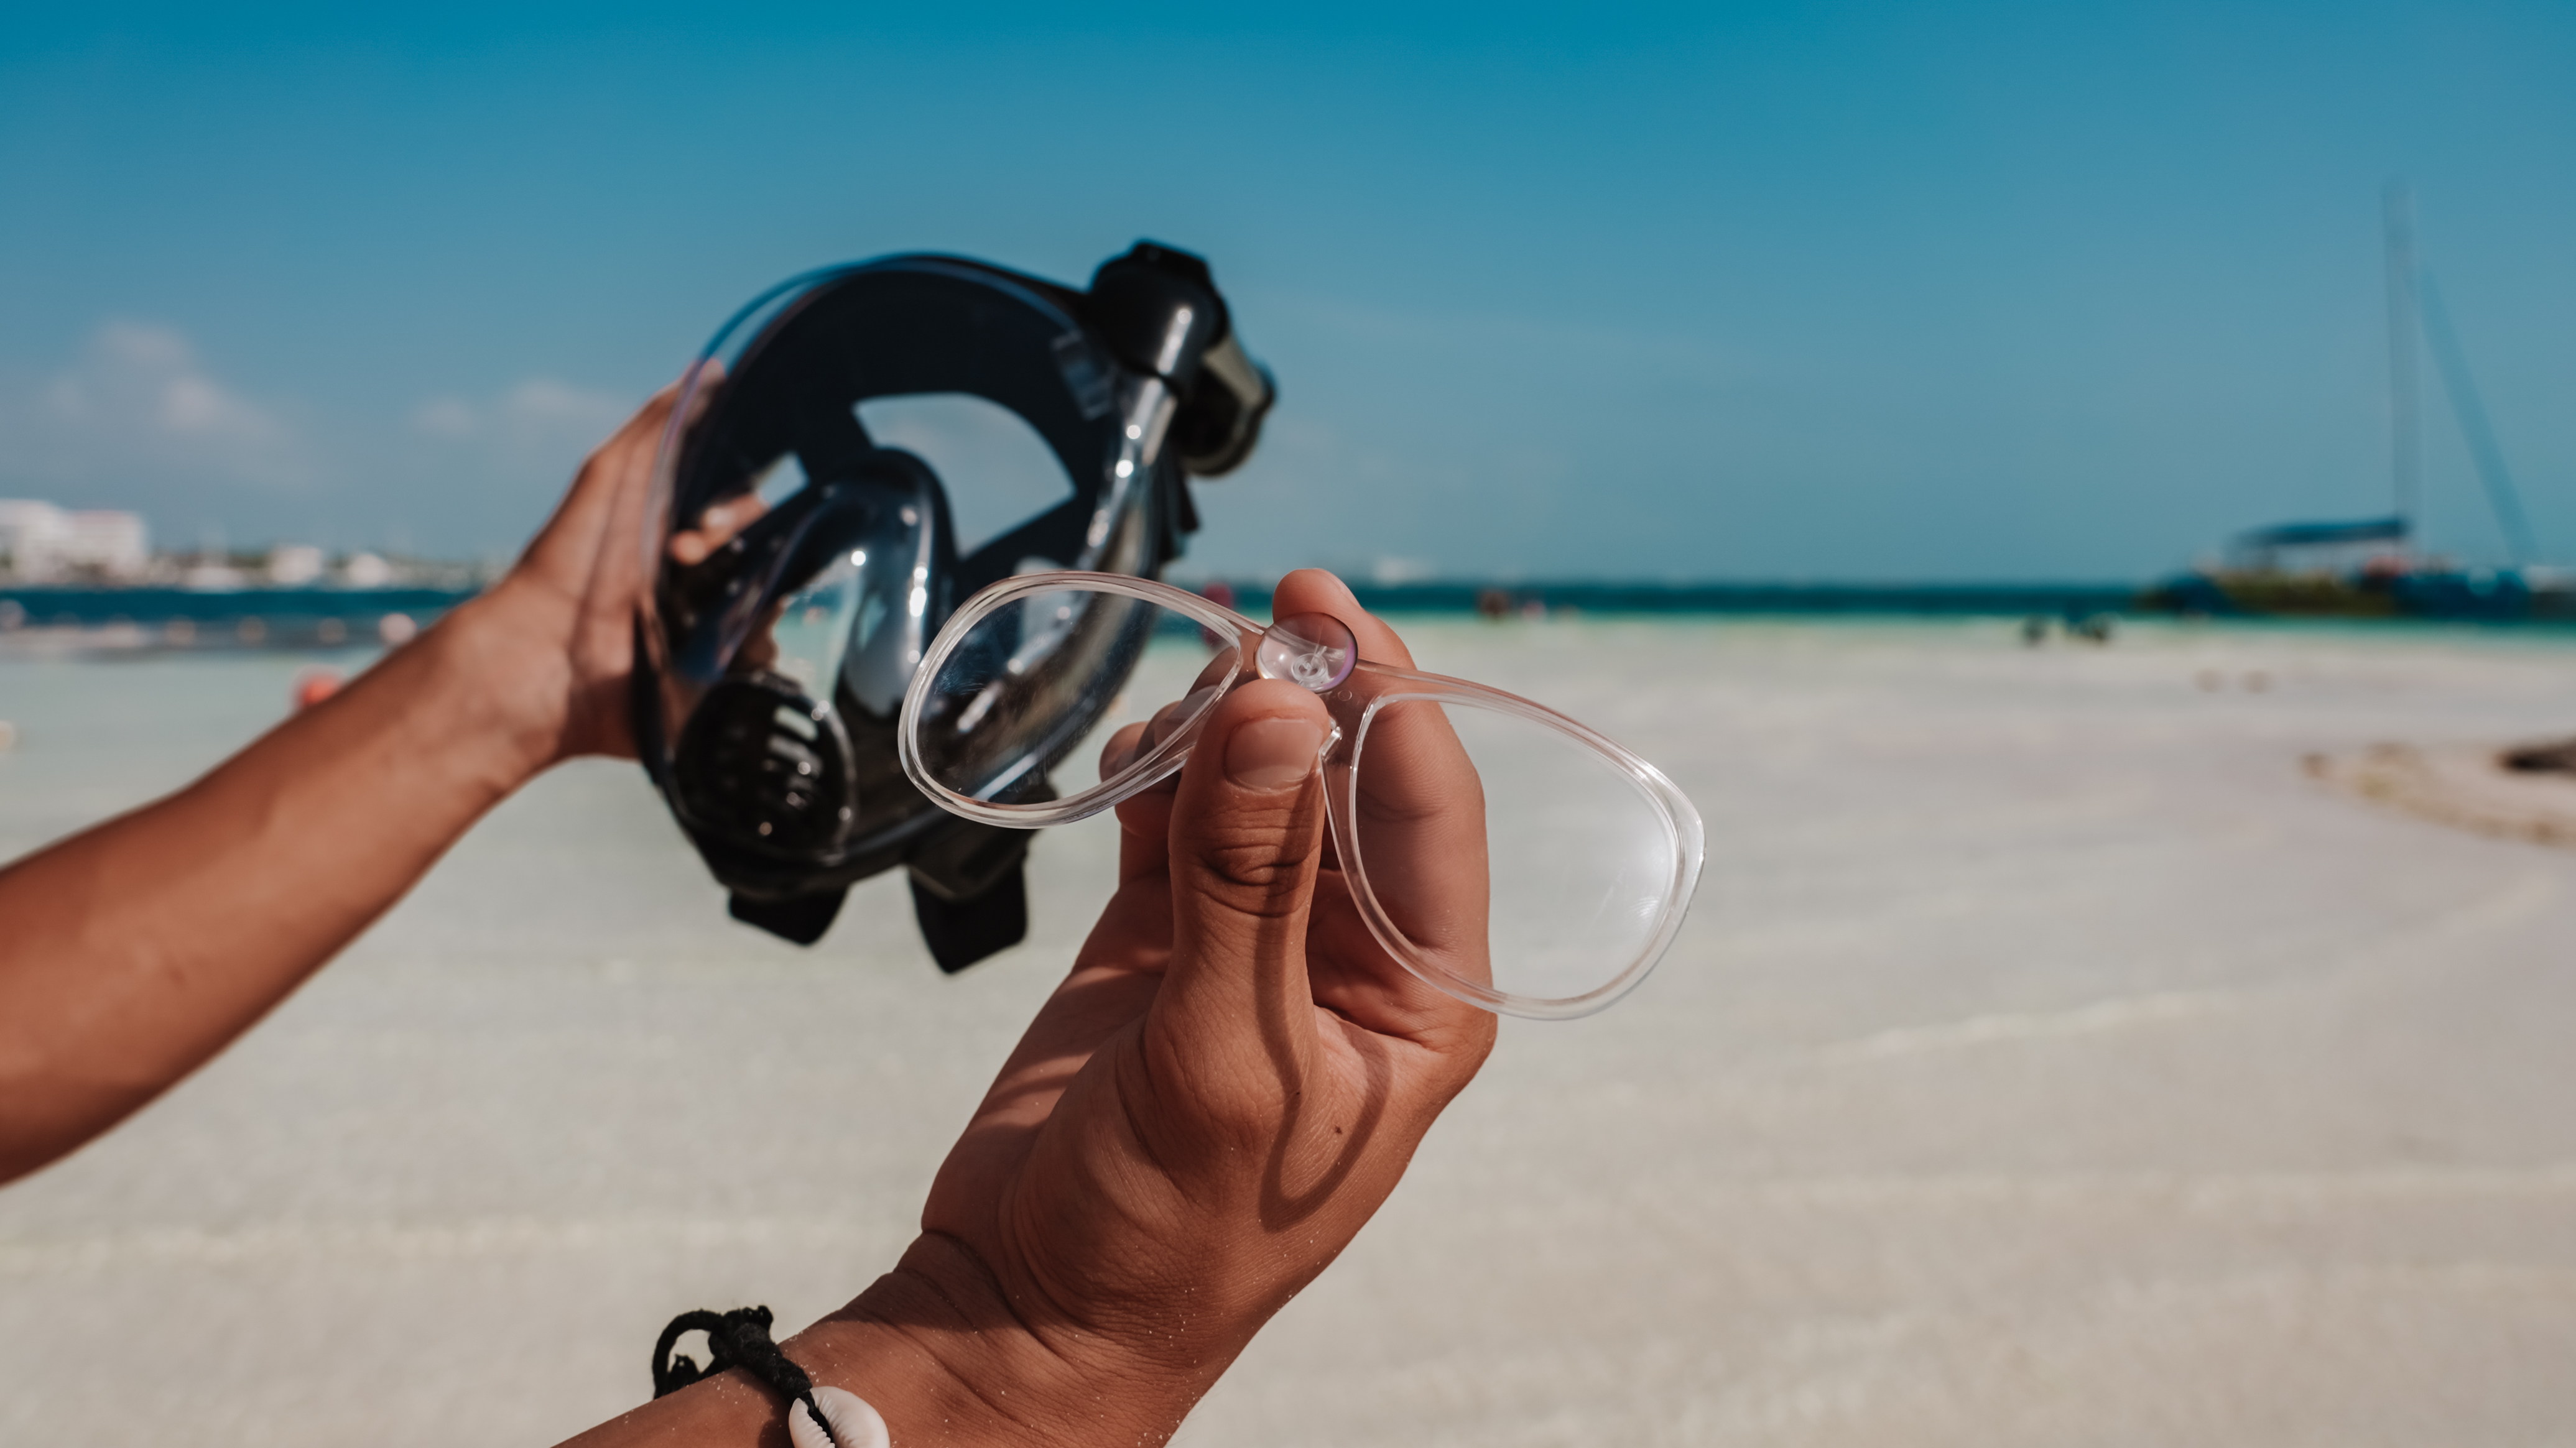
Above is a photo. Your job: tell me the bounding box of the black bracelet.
[651,1304,841,1448]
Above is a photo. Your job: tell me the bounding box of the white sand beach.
[6,617,2576,1446]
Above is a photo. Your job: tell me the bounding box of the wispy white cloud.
[409,395,479,440]
[499,377,627,432]
[2,321,308,489]
[410,377,628,462]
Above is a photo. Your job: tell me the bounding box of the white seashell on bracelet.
[789,1385,891,1448]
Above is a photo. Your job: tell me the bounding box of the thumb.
[1146,679,1337,1089]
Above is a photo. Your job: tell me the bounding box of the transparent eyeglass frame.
[897,571,1707,1019]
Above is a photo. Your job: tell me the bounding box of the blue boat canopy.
[2235,516,2409,549]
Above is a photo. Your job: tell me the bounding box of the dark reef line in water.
[0,586,469,652]
[11,579,2574,656]
[1233,580,2145,619]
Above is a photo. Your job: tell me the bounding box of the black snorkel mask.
[634,243,1273,969]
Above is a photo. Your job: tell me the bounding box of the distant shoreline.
[9,580,2575,658]
[1225,579,2144,619]
[1,578,2146,629]
[0,585,474,653]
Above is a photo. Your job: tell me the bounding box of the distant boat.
[2142,183,2572,622]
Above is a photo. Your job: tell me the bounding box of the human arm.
[0,379,686,1184]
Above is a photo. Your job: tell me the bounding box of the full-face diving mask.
[633,244,1274,969]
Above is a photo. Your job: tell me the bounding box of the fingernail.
[1149,696,1198,744]
[1225,716,1326,790]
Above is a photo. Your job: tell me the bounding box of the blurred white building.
[266,543,326,585]
[0,500,151,581]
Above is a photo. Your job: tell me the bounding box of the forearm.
[0,584,570,1183]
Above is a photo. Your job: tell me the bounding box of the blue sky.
[3,2,2572,581]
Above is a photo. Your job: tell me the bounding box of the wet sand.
[5,618,2576,1446]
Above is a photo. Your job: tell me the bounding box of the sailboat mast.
[2419,272,2542,568]
[2383,181,2422,538]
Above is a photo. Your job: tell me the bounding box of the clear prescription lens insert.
[1339,693,1688,1014]
[902,573,1705,1017]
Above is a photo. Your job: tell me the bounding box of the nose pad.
[1257,612,1358,692]
[826,448,952,721]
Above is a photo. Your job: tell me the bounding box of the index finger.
[1269,572,1494,1005]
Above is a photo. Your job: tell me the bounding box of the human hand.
[779,568,1498,1444]
[452,365,721,773]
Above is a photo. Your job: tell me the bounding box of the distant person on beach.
[0,383,1496,1446]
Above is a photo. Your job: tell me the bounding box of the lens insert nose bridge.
[1256,612,1358,693]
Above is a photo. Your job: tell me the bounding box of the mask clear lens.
[853,393,1075,557]
[906,581,1248,818]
